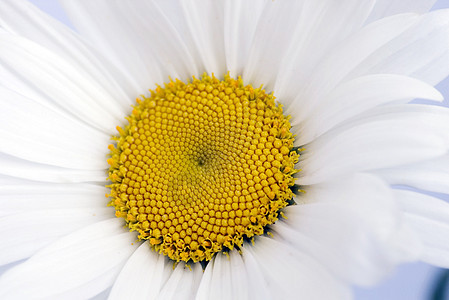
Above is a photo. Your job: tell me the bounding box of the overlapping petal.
[0,219,136,300]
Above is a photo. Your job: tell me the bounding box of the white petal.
[284,13,419,120]
[85,0,202,82]
[0,87,109,170]
[90,288,110,300]
[243,0,305,90]
[245,236,351,299]
[296,74,443,145]
[0,182,108,216]
[374,155,449,194]
[299,105,449,185]
[0,218,136,300]
[180,0,227,76]
[195,258,215,300]
[273,173,419,286]
[59,0,170,88]
[228,250,250,300]
[240,247,273,300]
[396,190,449,268]
[223,0,266,77]
[156,262,203,300]
[208,255,228,299]
[352,9,449,85]
[274,0,376,102]
[295,173,399,237]
[212,252,238,300]
[367,0,437,23]
[109,243,173,300]
[0,30,127,133]
[121,1,201,81]
[196,250,269,300]
[0,208,113,266]
[0,152,106,183]
[199,251,252,300]
[0,0,139,102]
[56,264,122,300]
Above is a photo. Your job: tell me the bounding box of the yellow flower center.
[107,74,299,263]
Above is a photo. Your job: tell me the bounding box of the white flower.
[1,0,449,299]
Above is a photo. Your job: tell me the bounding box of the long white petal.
[228,250,250,300]
[0,153,106,183]
[296,74,443,144]
[274,0,376,102]
[367,0,437,22]
[59,0,205,85]
[196,250,270,300]
[374,155,449,194]
[134,1,202,81]
[108,0,202,81]
[0,87,108,170]
[181,0,226,76]
[196,253,232,300]
[108,243,173,300]
[299,105,449,185]
[352,9,449,85]
[0,30,127,133]
[243,0,305,90]
[195,258,215,300]
[246,236,352,299]
[0,208,113,265]
[0,218,136,300]
[156,262,203,300]
[284,13,419,120]
[223,0,266,77]
[59,0,165,90]
[273,173,420,286]
[0,182,108,216]
[0,0,139,102]
[395,190,449,268]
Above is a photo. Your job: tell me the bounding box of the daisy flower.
[1,0,449,299]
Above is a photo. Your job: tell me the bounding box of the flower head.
[0,0,449,299]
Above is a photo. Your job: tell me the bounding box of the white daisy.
[0,0,449,299]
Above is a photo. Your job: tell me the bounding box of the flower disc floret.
[107,74,299,263]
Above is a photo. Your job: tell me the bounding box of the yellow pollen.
[107,73,299,263]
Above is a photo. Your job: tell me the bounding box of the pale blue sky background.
[15,1,449,299]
